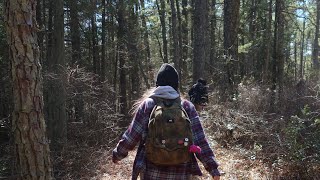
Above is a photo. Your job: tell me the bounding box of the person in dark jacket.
[188,78,209,111]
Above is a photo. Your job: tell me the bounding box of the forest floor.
[101,131,273,180]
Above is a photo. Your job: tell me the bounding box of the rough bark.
[36,0,44,64]
[170,0,180,68]
[181,0,189,78]
[270,0,285,112]
[46,0,67,150]
[223,0,240,99]
[300,18,306,79]
[46,1,53,67]
[262,0,272,82]
[91,0,99,74]
[107,0,116,84]
[117,0,128,119]
[69,0,81,66]
[128,3,140,100]
[193,0,209,82]
[140,0,151,88]
[312,0,320,70]
[101,0,106,81]
[248,0,257,76]
[176,0,183,90]
[156,0,168,63]
[209,0,216,75]
[5,0,53,179]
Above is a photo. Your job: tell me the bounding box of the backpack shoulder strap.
[180,99,190,119]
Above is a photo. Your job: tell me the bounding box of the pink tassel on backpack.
[189,145,201,153]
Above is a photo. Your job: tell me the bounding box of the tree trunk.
[312,0,320,71]
[68,0,84,122]
[270,0,285,112]
[156,0,169,63]
[5,0,53,179]
[46,0,67,150]
[223,0,240,99]
[209,0,216,75]
[193,0,209,82]
[36,0,44,64]
[300,18,306,79]
[69,0,81,66]
[101,0,107,82]
[107,0,116,84]
[117,0,128,119]
[46,1,53,67]
[128,3,140,101]
[170,0,180,69]
[249,0,257,77]
[140,0,151,88]
[294,40,298,81]
[277,0,285,110]
[176,0,183,90]
[181,0,189,79]
[262,0,272,82]
[91,0,99,75]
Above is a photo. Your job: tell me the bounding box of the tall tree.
[107,0,117,85]
[140,0,151,88]
[248,0,257,77]
[262,0,273,82]
[117,0,128,120]
[170,0,180,69]
[69,0,81,66]
[300,18,306,79]
[209,0,217,75]
[181,0,189,78]
[36,0,44,62]
[91,0,100,74]
[270,0,285,112]
[128,2,140,101]
[101,0,107,81]
[294,39,298,81]
[223,0,240,98]
[0,3,11,124]
[68,0,84,122]
[156,0,169,63]
[312,0,320,71]
[193,0,209,82]
[176,0,183,89]
[5,0,52,178]
[46,0,67,150]
[46,1,53,66]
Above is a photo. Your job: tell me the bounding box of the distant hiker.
[188,78,209,111]
[112,63,221,180]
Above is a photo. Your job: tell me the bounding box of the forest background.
[0,0,320,179]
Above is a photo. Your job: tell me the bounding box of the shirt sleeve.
[112,98,154,161]
[183,100,220,176]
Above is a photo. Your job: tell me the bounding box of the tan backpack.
[145,97,193,166]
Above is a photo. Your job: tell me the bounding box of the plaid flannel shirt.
[112,98,220,180]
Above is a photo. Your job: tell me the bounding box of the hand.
[112,156,120,164]
[212,176,220,180]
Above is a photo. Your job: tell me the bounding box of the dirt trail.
[102,145,272,180]
[102,113,272,180]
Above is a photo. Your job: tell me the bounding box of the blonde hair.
[130,87,156,115]
[130,87,189,116]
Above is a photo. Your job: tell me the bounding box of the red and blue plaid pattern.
[113,98,220,180]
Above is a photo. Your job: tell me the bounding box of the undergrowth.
[206,79,320,179]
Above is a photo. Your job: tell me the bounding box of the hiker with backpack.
[188,78,209,112]
[112,63,221,180]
